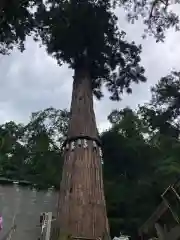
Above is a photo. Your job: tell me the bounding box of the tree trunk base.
[56,69,110,240]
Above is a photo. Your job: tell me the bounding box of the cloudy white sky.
[0,7,180,132]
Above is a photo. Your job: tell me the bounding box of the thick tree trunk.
[57,68,110,240]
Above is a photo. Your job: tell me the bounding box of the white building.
[113,235,130,240]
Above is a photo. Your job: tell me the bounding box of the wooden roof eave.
[138,201,168,236]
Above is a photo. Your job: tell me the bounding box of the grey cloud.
[0,38,73,124]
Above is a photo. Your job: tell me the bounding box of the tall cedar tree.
[114,0,180,41]
[35,0,146,239]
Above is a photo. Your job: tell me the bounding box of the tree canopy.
[35,0,146,100]
[114,0,180,41]
[0,0,178,55]
[0,0,41,54]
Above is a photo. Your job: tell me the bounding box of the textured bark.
[67,69,99,139]
[57,69,109,239]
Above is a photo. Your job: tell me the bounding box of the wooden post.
[155,223,166,240]
[46,212,52,240]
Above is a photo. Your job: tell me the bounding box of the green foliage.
[102,109,160,238]
[114,0,180,41]
[0,107,68,188]
[35,0,146,100]
[1,0,178,55]
[151,71,180,116]
[0,0,41,54]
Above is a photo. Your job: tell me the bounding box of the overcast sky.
[0,8,180,131]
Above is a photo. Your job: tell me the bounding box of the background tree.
[102,108,159,238]
[101,71,180,238]
[0,107,68,188]
[23,107,68,187]
[114,0,180,41]
[138,71,180,187]
[0,0,42,54]
[0,121,26,179]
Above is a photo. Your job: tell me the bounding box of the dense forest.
[0,71,180,238]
